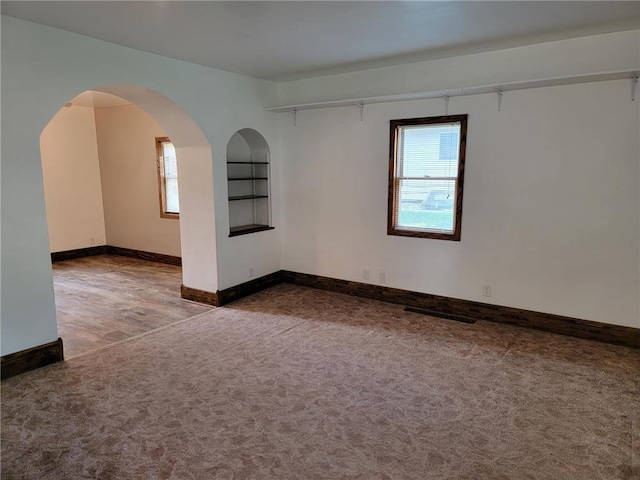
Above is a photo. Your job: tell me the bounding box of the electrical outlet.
[90,237,96,246]
[249,267,255,278]
[378,272,386,284]
[362,269,370,281]
[482,284,491,297]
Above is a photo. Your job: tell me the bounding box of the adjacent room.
[41,91,211,357]
[1,1,639,479]
[41,90,279,357]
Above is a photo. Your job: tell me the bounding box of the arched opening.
[39,85,218,357]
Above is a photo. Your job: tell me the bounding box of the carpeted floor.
[1,284,639,479]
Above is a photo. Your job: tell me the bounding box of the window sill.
[387,227,460,241]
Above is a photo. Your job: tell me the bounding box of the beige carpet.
[2,284,639,479]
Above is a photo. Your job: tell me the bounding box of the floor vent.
[405,307,477,324]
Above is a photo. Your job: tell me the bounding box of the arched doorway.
[40,85,218,357]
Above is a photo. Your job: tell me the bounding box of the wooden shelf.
[228,195,268,201]
[264,71,636,113]
[228,177,268,181]
[229,224,274,237]
[227,161,270,165]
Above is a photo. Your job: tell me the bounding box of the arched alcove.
[226,128,273,236]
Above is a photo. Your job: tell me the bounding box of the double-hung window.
[156,137,179,218]
[388,115,468,240]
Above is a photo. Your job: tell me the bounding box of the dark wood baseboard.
[1,338,64,380]
[51,246,107,262]
[181,285,218,306]
[106,246,182,266]
[51,245,181,266]
[47,255,640,349]
[281,271,640,349]
[217,271,284,306]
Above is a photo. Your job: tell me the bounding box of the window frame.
[387,114,468,241]
[156,137,179,219]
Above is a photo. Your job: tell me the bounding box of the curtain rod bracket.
[350,101,365,121]
[495,88,504,112]
[632,74,638,101]
[292,109,297,126]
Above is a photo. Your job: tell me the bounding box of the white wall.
[2,14,638,357]
[39,101,183,257]
[280,79,640,328]
[40,105,107,252]
[94,104,181,257]
[1,16,281,356]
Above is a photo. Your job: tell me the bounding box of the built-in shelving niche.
[226,128,274,237]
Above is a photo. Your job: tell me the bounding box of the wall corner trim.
[1,338,64,380]
[51,246,107,262]
[216,271,284,306]
[181,285,219,306]
[106,246,181,266]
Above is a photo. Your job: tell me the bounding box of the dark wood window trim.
[156,137,179,219]
[388,115,468,241]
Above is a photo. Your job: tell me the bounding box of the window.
[156,137,179,218]
[388,115,468,241]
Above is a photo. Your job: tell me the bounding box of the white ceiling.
[2,1,639,81]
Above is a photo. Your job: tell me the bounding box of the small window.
[388,115,468,241]
[156,137,179,218]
